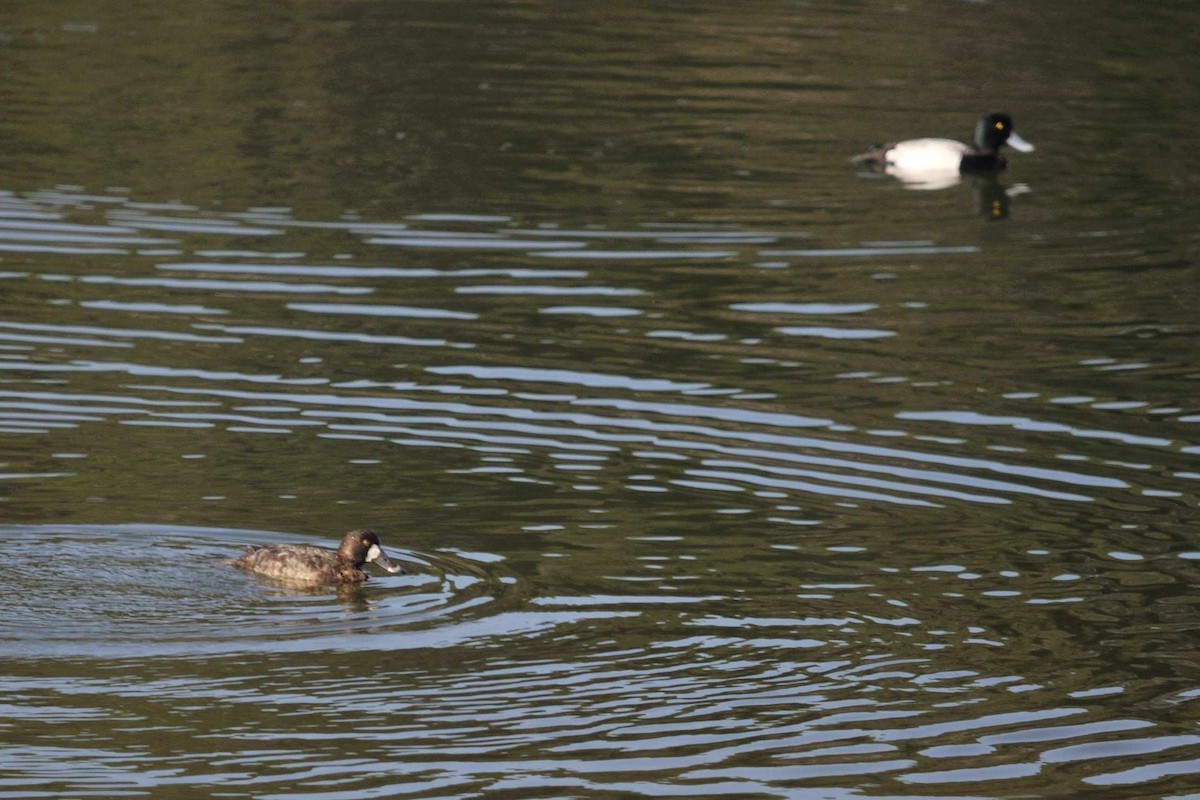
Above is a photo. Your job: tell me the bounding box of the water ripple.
[0,525,528,659]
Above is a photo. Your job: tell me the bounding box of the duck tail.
[850,144,888,166]
[228,544,264,566]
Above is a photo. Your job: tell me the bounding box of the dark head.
[338,528,404,574]
[973,113,1034,155]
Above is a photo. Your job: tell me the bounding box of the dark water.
[2,1,1199,798]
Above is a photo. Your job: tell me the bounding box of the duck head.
[339,528,404,574]
[974,112,1035,154]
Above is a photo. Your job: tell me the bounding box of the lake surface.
[2,1,1199,798]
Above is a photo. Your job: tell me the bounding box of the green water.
[1,1,1198,798]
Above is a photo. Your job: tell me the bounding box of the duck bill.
[365,543,404,574]
[1007,131,1035,153]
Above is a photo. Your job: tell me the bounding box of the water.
[2,1,1199,798]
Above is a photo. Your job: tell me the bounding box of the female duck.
[853,112,1034,188]
[232,528,404,586]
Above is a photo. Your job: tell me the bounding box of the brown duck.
[232,528,404,586]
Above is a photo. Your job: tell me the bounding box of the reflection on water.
[0,185,1196,798]
[2,0,1200,797]
[0,525,523,659]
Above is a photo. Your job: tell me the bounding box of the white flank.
[886,138,969,172]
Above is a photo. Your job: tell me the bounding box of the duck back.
[233,544,364,586]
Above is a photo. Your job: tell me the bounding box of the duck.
[852,112,1034,189]
[231,528,404,587]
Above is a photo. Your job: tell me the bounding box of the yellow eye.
[995,122,1005,130]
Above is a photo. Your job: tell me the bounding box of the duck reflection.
[855,167,1032,220]
[969,175,1034,220]
[252,580,376,612]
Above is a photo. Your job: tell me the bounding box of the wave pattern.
[0,187,1197,798]
[2,190,1191,515]
[1,525,1198,798]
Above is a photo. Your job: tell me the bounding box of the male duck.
[232,528,404,586]
[853,112,1034,188]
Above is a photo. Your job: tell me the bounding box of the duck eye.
[995,121,1005,130]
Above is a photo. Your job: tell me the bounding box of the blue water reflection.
[2,0,1199,795]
